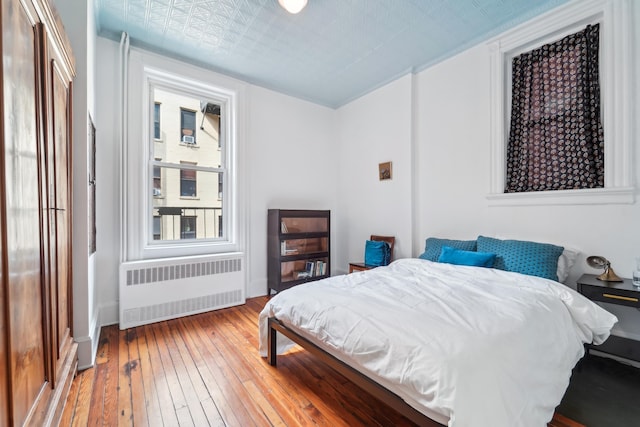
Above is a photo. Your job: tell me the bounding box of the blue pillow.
[418,238,477,262]
[476,236,564,281]
[364,240,391,266]
[438,246,496,268]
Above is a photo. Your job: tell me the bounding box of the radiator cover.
[119,253,245,329]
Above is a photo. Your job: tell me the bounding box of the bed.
[259,241,617,427]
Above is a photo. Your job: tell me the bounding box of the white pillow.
[557,247,579,283]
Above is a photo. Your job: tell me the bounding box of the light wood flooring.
[60,296,582,427]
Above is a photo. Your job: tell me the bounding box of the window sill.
[179,142,199,148]
[487,187,635,207]
[180,196,200,200]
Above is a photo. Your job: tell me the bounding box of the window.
[180,108,196,144]
[122,52,244,260]
[488,0,633,206]
[153,161,162,196]
[180,162,197,197]
[153,102,161,139]
[505,24,604,193]
[147,82,231,249]
[181,216,196,239]
[153,216,161,240]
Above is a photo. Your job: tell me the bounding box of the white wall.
[93,37,121,329]
[246,85,338,294]
[54,0,98,370]
[336,75,414,271]
[414,44,493,246]
[93,37,338,320]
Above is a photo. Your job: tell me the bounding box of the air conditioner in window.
[181,135,195,144]
[153,188,162,196]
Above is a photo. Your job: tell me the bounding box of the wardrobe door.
[48,55,73,385]
[1,0,48,424]
[0,211,7,427]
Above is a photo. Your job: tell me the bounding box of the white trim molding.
[487,0,634,206]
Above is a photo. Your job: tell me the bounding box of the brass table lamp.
[586,255,623,282]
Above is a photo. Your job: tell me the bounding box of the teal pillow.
[476,236,564,281]
[438,246,496,268]
[364,240,391,266]
[418,238,477,262]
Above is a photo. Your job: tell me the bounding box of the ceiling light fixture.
[278,0,307,14]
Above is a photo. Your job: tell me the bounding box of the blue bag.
[364,240,391,266]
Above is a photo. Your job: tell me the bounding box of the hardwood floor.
[61,296,583,427]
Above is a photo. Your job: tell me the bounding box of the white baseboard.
[99,300,120,326]
[75,304,105,370]
[75,335,94,371]
[248,278,268,298]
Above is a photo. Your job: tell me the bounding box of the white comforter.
[258,258,617,427]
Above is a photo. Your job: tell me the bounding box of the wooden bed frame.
[267,317,445,427]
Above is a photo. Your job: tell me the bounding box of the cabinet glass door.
[280,217,328,233]
[281,237,328,256]
[280,257,329,283]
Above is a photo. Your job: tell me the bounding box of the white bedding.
[258,258,617,427]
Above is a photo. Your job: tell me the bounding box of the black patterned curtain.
[505,24,604,193]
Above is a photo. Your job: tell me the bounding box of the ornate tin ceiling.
[96,0,567,108]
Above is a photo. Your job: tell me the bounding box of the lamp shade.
[278,0,308,14]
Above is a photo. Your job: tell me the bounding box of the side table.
[577,273,640,362]
[348,262,376,273]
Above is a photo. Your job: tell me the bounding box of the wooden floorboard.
[61,296,584,427]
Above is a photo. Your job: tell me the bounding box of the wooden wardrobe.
[0,0,77,425]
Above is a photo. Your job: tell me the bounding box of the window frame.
[487,0,633,206]
[123,47,246,261]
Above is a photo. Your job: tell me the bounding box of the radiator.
[119,253,245,329]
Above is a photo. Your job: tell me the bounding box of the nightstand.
[348,235,395,274]
[348,262,375,273]
[577,274,640,362]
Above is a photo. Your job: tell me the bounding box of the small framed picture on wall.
[379,161,392,181]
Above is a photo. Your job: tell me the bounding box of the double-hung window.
[153,102,161,139]
[150,86,225,243]
[153,159,162,196]
[488,0,633,206]
[180,108,196,144]
[180,161,197,197]
[180,216,196,239]
[123,48,244,261]
[505,24,604,193]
